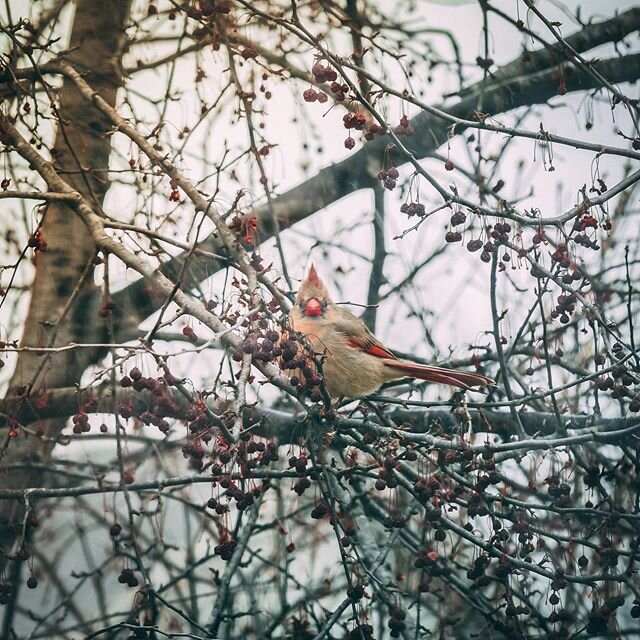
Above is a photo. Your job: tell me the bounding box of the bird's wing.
[331,311,398,360]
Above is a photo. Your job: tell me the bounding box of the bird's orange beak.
[303,298,323,317]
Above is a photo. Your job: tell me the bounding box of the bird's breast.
[293,322,386,397]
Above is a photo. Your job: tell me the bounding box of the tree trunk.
[0,0,132,613]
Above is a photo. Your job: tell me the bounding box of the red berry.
[302,88,318,102]
[241,46,257,59]
[426,550,439,564]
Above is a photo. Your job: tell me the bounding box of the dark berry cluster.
[490,221,511,244]
[289,453,312,495]
[346,584,365,601]
[466,238,483,253]
[310,501,329,519]
[117,568,139,588]
[445,230,462,243]
[374,456,399,491]
[504,600,531,620]
[240,46,257,60]
[311,60,338,83]
[387,607,406,637]
[72,411,91,434]
[550,243,571,268]
[584,595,625,635]
[182,441,206,471]
[119,367,180,434]
[551,292,577,324]
[437,446,473,467]
[240,329,282,363]
[243,436,279,468]
[414,549,447,577]
[383,513,406,529]
[400,201,426,217]
[214,539,237,561]
[302,88,328,103]
[573,231,599,250]
[595,359,639,410]
[377,165,399,191]
[348,623,374,640]
[329,81,349,102]
[343,112,367,131]
[546,475,571,507]
[596,540,619,569]
[363,121,386,141]
[184,405,214,439]
[511,520,535,561]
[184,0,225,19]
[225,477,260,511]
[413,474,440,504]
[465,224,504,262]
[208,473,267,515]
[467,491,489,517]
[466,554,490,582]
[450,210,466,226]
[277,333,325,400]
[583,464,600,489]
[560,268,582,285]
[532,227,546,245]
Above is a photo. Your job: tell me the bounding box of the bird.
[288,264,493,399]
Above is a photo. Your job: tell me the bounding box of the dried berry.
[302,88,318,103]
[445,231,462,243]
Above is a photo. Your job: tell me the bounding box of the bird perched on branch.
[289,265,493,399]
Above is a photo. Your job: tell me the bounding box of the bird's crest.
[307,263,321,286]
[296,263,332,304]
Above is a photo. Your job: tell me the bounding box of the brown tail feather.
[384,361,493,389]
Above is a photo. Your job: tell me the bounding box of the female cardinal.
[288,265,493,398]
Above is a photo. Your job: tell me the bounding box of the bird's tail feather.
[384,361,493,389]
